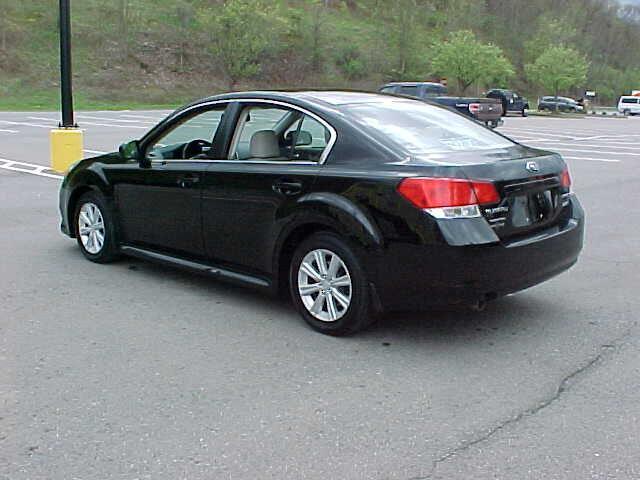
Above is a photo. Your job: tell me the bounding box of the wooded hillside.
[1,0,639,108]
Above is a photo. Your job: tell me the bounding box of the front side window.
[230,104,331,163]
[146,107,226,160]
[346,99,515,155]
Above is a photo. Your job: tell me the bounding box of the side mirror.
[119,140,141,161]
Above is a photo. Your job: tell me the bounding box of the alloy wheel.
[78,202,105,254]
[297,248,352,322]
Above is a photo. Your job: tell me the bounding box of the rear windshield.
[345,100,515,155]
[621,97,639,104]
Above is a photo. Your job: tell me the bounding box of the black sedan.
[59,91,584,335]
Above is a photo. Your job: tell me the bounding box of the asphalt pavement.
[1,111,639,479]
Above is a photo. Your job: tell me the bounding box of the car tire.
[521,108,527,117]
[289,232,373,336]
[74,191,119,263]
[623,109,630,116]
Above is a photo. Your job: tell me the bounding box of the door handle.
[272,179,302,196]
[177,174,200,188]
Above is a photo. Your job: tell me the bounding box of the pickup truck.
[486,89,529,117]
[379,82,503,128]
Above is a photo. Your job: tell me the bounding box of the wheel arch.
[273,194,385,295]
[66,176,110,237]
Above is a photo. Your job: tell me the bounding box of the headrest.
[250,130,280,159]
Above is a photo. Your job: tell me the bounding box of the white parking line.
[522,141,640,151]
[0,120,53,129]
[563,156,621,163]
[500,127,583,140]
[27,116,147,130]
[0,158,63,179]
[121,114,167,120]
[0,128,18,133]
[80,121,148,129]
[77,114,155,124]
[84,149,108,155]
[553,147,640,157]
[502,127,640,142]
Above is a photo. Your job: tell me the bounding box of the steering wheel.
[182,139,212,159]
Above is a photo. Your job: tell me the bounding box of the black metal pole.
[59,0,75,127]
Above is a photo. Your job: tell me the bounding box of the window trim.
[145,98,337,166]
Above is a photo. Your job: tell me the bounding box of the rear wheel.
[74,191,119,263]
[289,232,373,335]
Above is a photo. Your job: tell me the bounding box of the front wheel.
[74,191,119,263]
[289,232,373,335]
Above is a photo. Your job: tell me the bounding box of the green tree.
[198,0,280,90]
[525,46,588,101]
[524,16,577,64]
[430,30,514,94]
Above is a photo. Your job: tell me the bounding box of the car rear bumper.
[374,195,584,311]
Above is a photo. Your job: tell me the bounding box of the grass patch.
[0,87,183,111]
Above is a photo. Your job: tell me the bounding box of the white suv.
[618,96,640,116]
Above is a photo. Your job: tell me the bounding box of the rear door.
[201,101,332,275]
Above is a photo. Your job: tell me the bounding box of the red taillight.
[468,103,481,114]
[560,168,571,189]
[397,177,500,209]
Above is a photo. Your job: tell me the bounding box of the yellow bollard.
[50,128,83,173]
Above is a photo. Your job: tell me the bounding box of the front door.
[201,102,332,276]
[112,105,228,258]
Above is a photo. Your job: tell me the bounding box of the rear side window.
[346,100,515,155]
[622,97,639,104]
[229,105,331,163]
[380,87,396,94]
[423,84,447,96]
[398,86,419,98]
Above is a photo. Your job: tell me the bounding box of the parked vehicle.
[379,82,503,128]
[617,96,640,115]
[59,91,584,335]
[538,96,584,113]
[486,89,529,117]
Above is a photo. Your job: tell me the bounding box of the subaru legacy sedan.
[59,91,584,335]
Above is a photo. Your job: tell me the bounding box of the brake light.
[560,168,571,189]
[469,103,481,114]
[397,177,500,218]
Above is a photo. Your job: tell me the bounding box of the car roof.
[194,90,419,108]
[381,82,444,87]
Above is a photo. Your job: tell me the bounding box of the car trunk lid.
[458,151,570,240]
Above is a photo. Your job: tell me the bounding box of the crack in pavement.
[413,324,637,480]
